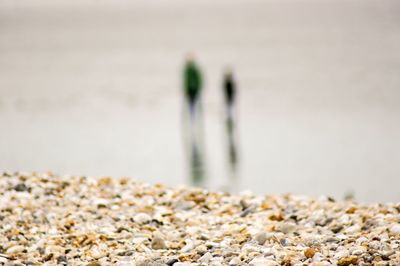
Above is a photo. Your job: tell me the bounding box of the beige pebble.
[6,245,25,254]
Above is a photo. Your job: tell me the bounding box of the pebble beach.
[0,172,399,265]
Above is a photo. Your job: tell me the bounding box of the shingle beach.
[0,172,399,265]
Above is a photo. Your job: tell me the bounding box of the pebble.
[389,224,400,235]
[166,258,179,266]
[250,257,279,266]
[229,257,241,265]
[133,213,151,224]
[278,222,296,234]
[312,252,324,262]
[0,172,399,265]
[337,256,358,266]
[304,248,316,259]
[199,252,213,263]
[6,245,25,254]
[56,256,68,265]
[254,232,267,245]
[151,234,167,250]
[180,239,196,253]
[14,183,30,192]
[173,263,191,266]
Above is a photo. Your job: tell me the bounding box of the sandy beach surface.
[0,172,399,265]
[1,0,400,202]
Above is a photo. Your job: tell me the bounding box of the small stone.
[312,252,324,262]
[6,245,25,254]
[389,224,400,235]
[310,262,329,266]
[337,256,358,266]
[250,257,278,266]
[199,252,212,263]
[240,208,254,217]
[166,258,179,266]
[57,256,68,265]
[344,224,360,234]
[117,250,134,256]
[279,238,290,246]
[254,232,267,245]
[152,235,167,250]
[86,262,101,266]
[181,240,196,253]
[351,249,364,256]
[173,263,192,266]
[229,257,241,265]
[278,222,296,234]
[239,199,250,210]
[14,183,29,192]
[304,248,316,259]
[134,213,151,224]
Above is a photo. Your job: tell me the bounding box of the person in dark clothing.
[223,68,236,127]
[182,54,206,187]
[183,55,203,117]
[222,67,239,190]
[223,68,236,108]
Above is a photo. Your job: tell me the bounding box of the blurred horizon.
[1,0,400,203]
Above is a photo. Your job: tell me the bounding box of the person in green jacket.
[183,54,203,117]
[182,54,206,186]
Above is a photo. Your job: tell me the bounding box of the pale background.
[1,0,399,202]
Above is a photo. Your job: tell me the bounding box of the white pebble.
[229,257,241,265]
[6,245,25,254]
[254,232,267,245]
[250,257,279,266]
[389,224,400,235]
[278,222,296,234]
[181,239,196,253]
[133,213,151,224]
[199,252,213,263]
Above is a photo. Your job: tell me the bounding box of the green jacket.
[183,61,202,97]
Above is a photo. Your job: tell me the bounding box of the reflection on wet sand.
[182,55,207,187]
[223,68,240,192]
[185,113,207,187]
[225,116,239,190]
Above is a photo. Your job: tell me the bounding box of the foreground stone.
[0,172,399,265]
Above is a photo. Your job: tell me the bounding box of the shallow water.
[1,0,400,202]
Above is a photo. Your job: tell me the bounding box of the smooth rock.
[389,224,400,235]
[344,224,360,234]
[14,183,30,192]
[229,257,241,265]
[6,245,25,254]
[181,239,196,253]
[278,222,296,234]
[254,232,267,245]
[249,257,279,266]
[166,258,179,266]
[304,248,316,259]
[199,252,213,263]
[134,213,151,224]
[151,235,167,250]
[57,256,68,265]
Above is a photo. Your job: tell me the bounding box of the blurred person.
[182,54,206,187]
[223,67,236,125]
[222,67,239,191]
[183,54,203,119]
